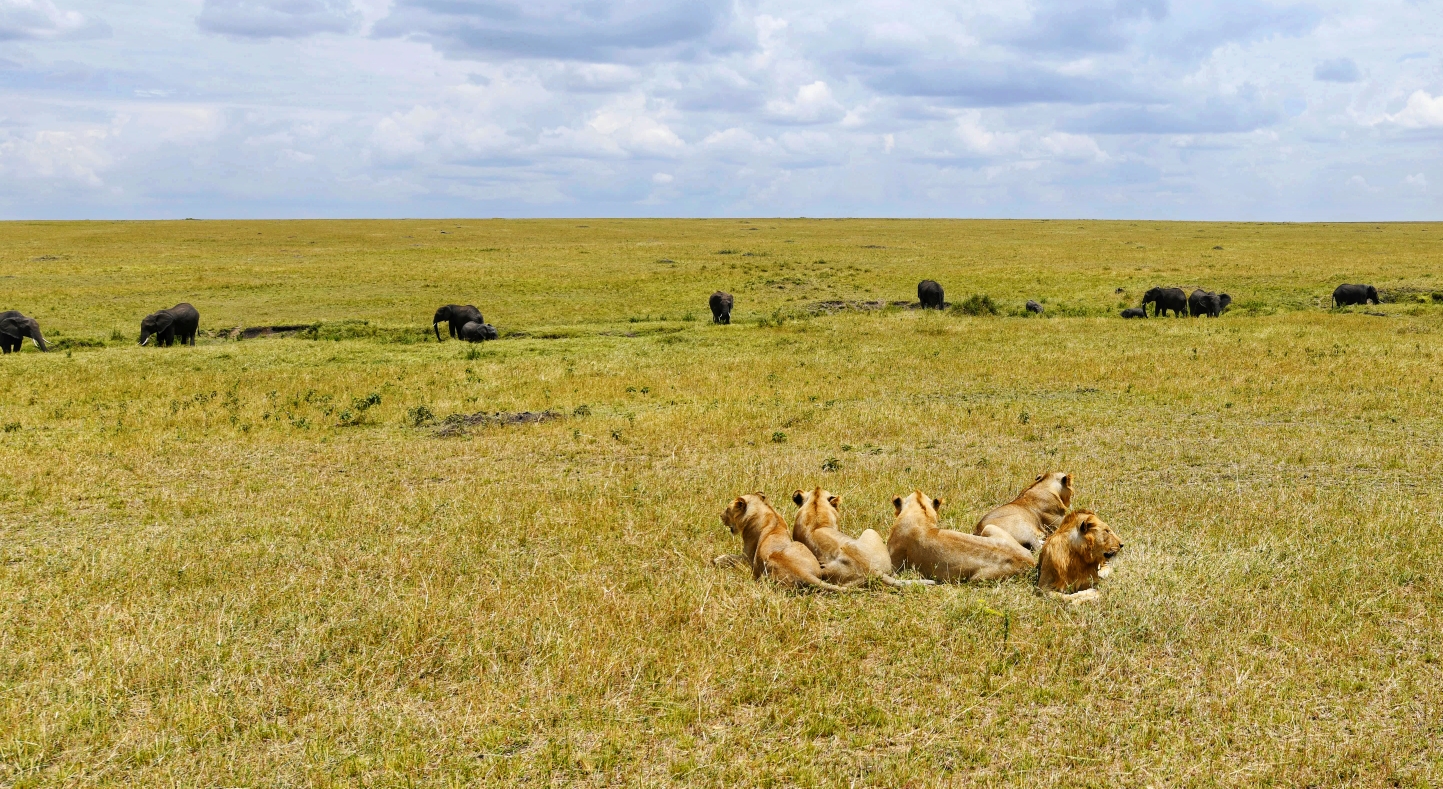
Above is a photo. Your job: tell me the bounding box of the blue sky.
[0,0,1439,219]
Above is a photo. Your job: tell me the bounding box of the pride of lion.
[718,472,1124,603]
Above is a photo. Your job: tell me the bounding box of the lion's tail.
[877,574,936,589]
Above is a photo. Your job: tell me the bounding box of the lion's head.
[1027,471,1074,509]
[1060,509,1121,564]
[722,492,770,535]
[893,490,943,519]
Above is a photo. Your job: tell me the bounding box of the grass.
[2,219,1442,787]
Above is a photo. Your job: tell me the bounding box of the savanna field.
[3,219,1443,787]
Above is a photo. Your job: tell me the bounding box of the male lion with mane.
[1037,509,1123,604]
[792,488,934,589]
[887,491,1034,583]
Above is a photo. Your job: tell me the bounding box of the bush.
[406,405,435,427]
[951,294,1000,316]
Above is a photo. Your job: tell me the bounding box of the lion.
[1036,509,1123,604]
[791,488,935,589]
[718,493,848,592]
[973,472,1074,551]
[886,491,1035,583]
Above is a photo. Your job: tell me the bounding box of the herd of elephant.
[0,282,1391,355]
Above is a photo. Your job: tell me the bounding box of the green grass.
[2,220,1442,787]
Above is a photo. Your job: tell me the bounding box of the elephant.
[458,321,498,342]
[1120,307,1147,319]
[0,310,49,353]
[918,279,945,309]
[1188,289,1232,318]
[1333,284,1379,307]
[139,303,200,346]
[1025,300,1044,315]
[1142,286,1188,317]
[433,304,483,341]
[709,291,734,324]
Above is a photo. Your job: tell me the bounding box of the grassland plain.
[1,219,1442,787]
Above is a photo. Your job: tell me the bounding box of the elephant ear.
[0,318,20,340]
[153,312,176,330]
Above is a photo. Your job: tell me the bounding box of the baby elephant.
[1026,300,1044,315]
[1120,307,1147,319]
[140,303,200,346]
[458,321,497,342]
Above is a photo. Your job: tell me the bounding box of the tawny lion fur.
[1037,509,1123,604]
[720,493,848,592]
[791,488,934,589]
[973,471,1074,551]
[887,491,1035,583]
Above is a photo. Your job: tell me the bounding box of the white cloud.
[1405,173,1427,190]
[198,0,360,38]
[0,0,106,40]
[1385,91,1443,129]
[767,81,845,124]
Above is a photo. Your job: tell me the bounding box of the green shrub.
[951,294,1000,316]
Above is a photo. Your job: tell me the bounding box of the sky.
[0,0,1440,220]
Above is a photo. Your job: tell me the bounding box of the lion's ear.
[1061,474,1072,487]
[756,492,768,502]
[932,497,944,512]
[730,497,748,514]
[1077,517,1094,533]
[793,490,804,506]
[892,496,904,514]
[828,495,840,510]
[1035,473,1044,483]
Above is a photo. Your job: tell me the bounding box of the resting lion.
[719,493,848,592]
[886,491,1034,583]
[791,488,934,589]
[1037,509,1123,604]
[974,472,1074,550]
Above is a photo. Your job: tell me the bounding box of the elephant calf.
[459,321,498,342]
[140,303,200,347]
[709,291,734,324]
[1333,284,1379,307]
[434,304,483,341]
[0,310,49,353]
[918,279,945,309]
[1026,300,1044,315]
[1120,307,1147,319]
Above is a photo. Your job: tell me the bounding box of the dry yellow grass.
[2,220,1441,787]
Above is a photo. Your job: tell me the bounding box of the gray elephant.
[709,291,734,324]
[1188,289,1232,318]
[1026,300,1044,315]
[433,304,483,341]
[1333,284,1379,307]
[0,310,49,354]
[1142,286,1188,317]
[918,280,944,309]
[1120,307,1147,319]
[459,321,498,342]
[140,303,200,346]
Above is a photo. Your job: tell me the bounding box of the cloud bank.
[0,0,1440,218]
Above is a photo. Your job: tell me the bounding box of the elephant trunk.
[139,332,152,346]
[32,331,48,352]
[434,322,443,342]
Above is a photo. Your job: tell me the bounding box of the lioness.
[886,491,1035,583]
[1037,509,1123,604]
[973,472,1074,550]
[792,488,935,589]
[720,493,847,592]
